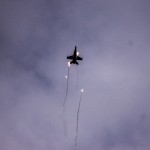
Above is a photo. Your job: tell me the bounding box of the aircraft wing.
[76,56,83,60]
[67,55,73,59]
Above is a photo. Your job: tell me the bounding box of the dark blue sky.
[0,0,150,149]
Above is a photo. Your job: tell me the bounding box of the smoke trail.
[76,65,79,88]
[62,62,70,136]
[75,89,84,149]
[63,62,70,107]
[62,106,68,136]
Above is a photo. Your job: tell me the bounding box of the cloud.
[0,0,150,149]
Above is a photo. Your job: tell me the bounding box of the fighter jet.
[67,46,83,65]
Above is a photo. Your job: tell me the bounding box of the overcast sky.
[0,0,150,149]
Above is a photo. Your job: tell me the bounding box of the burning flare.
[81,89,84,93]
[68,61,71,67]
[77,51,79,56]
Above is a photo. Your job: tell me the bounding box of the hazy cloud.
[0,0,150,149]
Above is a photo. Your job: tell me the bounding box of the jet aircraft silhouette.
[67,46,83,65]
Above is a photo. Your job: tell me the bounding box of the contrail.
[63,62,70,107]
[75,89,84,149]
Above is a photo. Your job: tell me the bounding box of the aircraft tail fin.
[70,60,74,64]
[75,61,78,65]
[70,60,78,65]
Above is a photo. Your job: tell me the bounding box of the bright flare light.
[81,89,84,93]
[77,51,79,56]
[65,75,68,79]
[68,62,71,67]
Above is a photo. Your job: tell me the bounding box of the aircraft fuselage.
[67,46,83,65]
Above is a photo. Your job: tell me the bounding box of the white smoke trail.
[63,62,70,107]
[76,65,79,88]
[62,62,71,136]
[75,89,84,149]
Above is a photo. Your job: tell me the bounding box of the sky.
[0,0,150,149]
